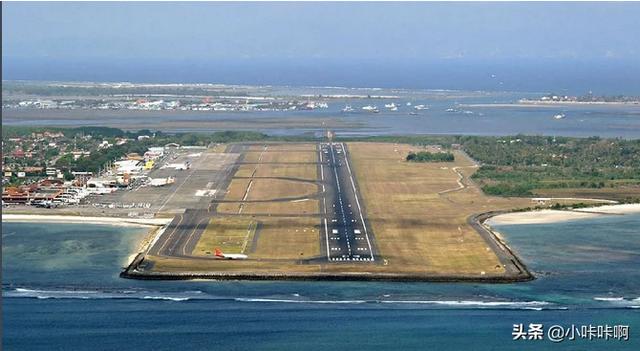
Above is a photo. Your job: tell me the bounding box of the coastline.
[2,214,173,268]
[486,203,640,226]
[2,214,172,227]
[461,102,639,108]
[8,204,639,283]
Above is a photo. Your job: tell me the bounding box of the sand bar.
[486,204,640,225]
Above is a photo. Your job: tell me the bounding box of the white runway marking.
[324,218,330,259]
[341,142,375,261]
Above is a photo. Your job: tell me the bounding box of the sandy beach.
[486,203,640,225]
[2,214,172,227]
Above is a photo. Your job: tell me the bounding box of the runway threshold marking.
[341,142,375,262]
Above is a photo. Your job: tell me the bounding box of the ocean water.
[3,215,640,350]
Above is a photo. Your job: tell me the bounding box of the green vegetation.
[406,151,454,162]
[340,134,640,199]
[2,127,272,185]
[463,135,640,197]
[4,126,639,200]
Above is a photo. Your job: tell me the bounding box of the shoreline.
[461,102,639,108]
[486,203,640,226]
[9,204,638,283]
[2,214,173,269]
[119,264,533,283]
[2,214,172,227]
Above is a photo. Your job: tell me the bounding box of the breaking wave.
[235,298,367,304]
[4,288,206,302]
[13,287,635,310]
[234,297,559,310]
[593,296,640,309]
[378,300,551,309]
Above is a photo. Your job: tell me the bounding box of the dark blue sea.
[3,215,640,350]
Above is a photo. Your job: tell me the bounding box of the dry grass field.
[221,178,252,201]
[216,144,320,216]
[259,150,317,163]
[250,216,320,259]
[192,217,256,256]
[247,178,318,201]
[217,198,318,215]
[254,163,317,180]
[247,144,317,152]
[239,199,318,215]
[347,142,532,275]
[187,143,322,266]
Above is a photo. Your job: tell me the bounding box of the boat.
[445,108,457,112]
[554,113,566,120]
[413,104,429,110]
[384,103,398,111]
[408,111,418,116]
[342,105,355,113]
[362,105,379,113]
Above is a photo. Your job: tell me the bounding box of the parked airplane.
[214,248,248,260]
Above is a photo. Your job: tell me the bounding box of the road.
[319,142,375,262]
[468,211,531,279]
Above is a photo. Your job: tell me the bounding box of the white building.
[114,160,143,175]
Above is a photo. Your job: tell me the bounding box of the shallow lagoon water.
[3,215,640,350]
[4,89,640,138]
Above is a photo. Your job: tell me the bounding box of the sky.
[2,2,640,92]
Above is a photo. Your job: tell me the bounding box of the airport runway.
[148,142,376,263]
[148,208,209,257]
[319,142,375,262]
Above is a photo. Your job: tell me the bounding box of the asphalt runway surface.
[319,142,375,262]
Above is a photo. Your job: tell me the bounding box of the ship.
[342,105,355,113]
[554,113,566,120]
[384,103,399,111]
[362,105,379,113]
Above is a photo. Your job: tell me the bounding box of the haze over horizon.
[3,2,640,93]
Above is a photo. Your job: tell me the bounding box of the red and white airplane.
[214,248,248,260]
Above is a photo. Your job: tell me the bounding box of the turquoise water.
[3,216,639,350]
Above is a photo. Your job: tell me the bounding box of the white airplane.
[214,248,248,260]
